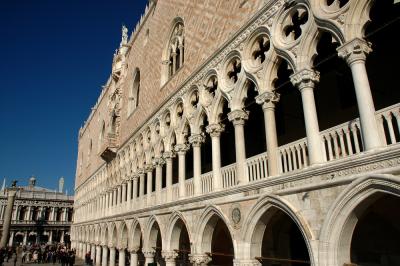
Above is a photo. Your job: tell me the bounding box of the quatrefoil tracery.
[282,7,309,43]
[227,58,242,84]
[251,35,271,65]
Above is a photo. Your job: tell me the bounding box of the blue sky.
[0,0,148,194]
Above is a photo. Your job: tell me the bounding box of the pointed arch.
[129,218,144,251]
[165,211,192,251]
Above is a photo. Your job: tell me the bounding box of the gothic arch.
[241,195,315,264]
[118,221,129,249]
[144,215,165,250]
[129,219,144,251]
[193,205,236,255]
[165,211,192,251]
[319,174,400,266]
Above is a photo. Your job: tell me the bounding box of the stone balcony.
[100,133,118,163]
[79,103,400,222]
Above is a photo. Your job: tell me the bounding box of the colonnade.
[0,205,72,222]
[78,37,383,223]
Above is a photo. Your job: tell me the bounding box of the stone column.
[146,165,153,205]
[154,158,164,204]
[127,179,132,202]
[189,254,212,266]
[139,171,145,205]
[206,123,224,191]
[118,248,126,266]
[162,250,178,266]
[91,244,96,261]
[96,245,102,266]
[0,188,17,248]
[189,134,205,195]
[132,176,138,203]
[175,144,190,198]
[122,182,127,203]
[290,69,324,165]
[117,186,121,206]
[109,247,116,266]
[143,250,156,265]
[48,230,53,244]
[8,231,14,247]
[60,231,65,243]
[102,246,108,266]
[338,38,382,150]
[256,91,280,176]
[171,52,177,73]
[163,152,174,202]
[179,44,184,67]
[23,231,28,246]
[129,250,138,266]
[228,110,249,185]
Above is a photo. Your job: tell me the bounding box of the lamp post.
[0,180,19,248]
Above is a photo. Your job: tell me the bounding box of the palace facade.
[71,0,400,265]
[0,177,74,246]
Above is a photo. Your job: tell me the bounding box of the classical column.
[0,188,17,248]
[175,144,190,198]
[163,250,178,266]
[154,157,164,204]
[189,134,205,195]
[117,186,121,206]
[60,231,65,243]
[118,248,126,266]
[228,110,249,185]
[23,231,28,246]
[256,91,280,176]
[179,44,184,66]
[206,123,224,191]
[48,230,53,244]
[163,151,174,202]
[96,245,102,266]
[143,250,156,265]
[290,69,324,165]
[109,246,116,266]
[127,179,132,202]
[91,244,96,261]
[8,231,14,247]
[338,38,382,150]
[171,52,177,73]
[122,182,127,203]
[139,171,145,205]
[189,254,212,266]
[129,249,138,266]
[102,246,109,266]
[146,165,153,205]
[132,176,138,203]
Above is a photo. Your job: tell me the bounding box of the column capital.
[144,164,154,173]
[255,91,280,109]
[189,134,205,147]
[337,38,372,65]
[189,254,212,265]
[228,110,249,126]
[206,123,225,137]
[290,68,320,91]
[137,168,145,175]
[163,151,175,159]
[162,250,178,262]
[233,259,260,266]
[117,246,126,251]
[128,246,140,253]
[174,143,190,154]
[152,157,165,167]
[143,250,156,258]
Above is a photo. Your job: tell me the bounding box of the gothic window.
[128,69,140,116]
[98,121,105,152]
[161,19,185,86]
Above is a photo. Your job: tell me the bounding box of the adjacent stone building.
[0,177,74,246]
[71,0,400,265]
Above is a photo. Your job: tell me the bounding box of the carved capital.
[144,164,154,173]
[189,134,205,147]
[163,151,175,160]
[206,123,225,137]
[233,259,261,266]
[228,110,249,126]
[255,91,280,109]
[290,69,320,91]
[174,143,190,154]
[189,254,212,266]
[337,38,371,65]
[162,250,178,262]
[152,157,165,167]
[143,250,156,258]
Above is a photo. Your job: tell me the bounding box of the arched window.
[98,121,105,152]
[128,68,140,116]
[161,19,185,85]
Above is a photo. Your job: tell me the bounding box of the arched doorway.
[169,217,191,265]
[350,194,400,265]
[201,213,234,266]
[248,205,311,266]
